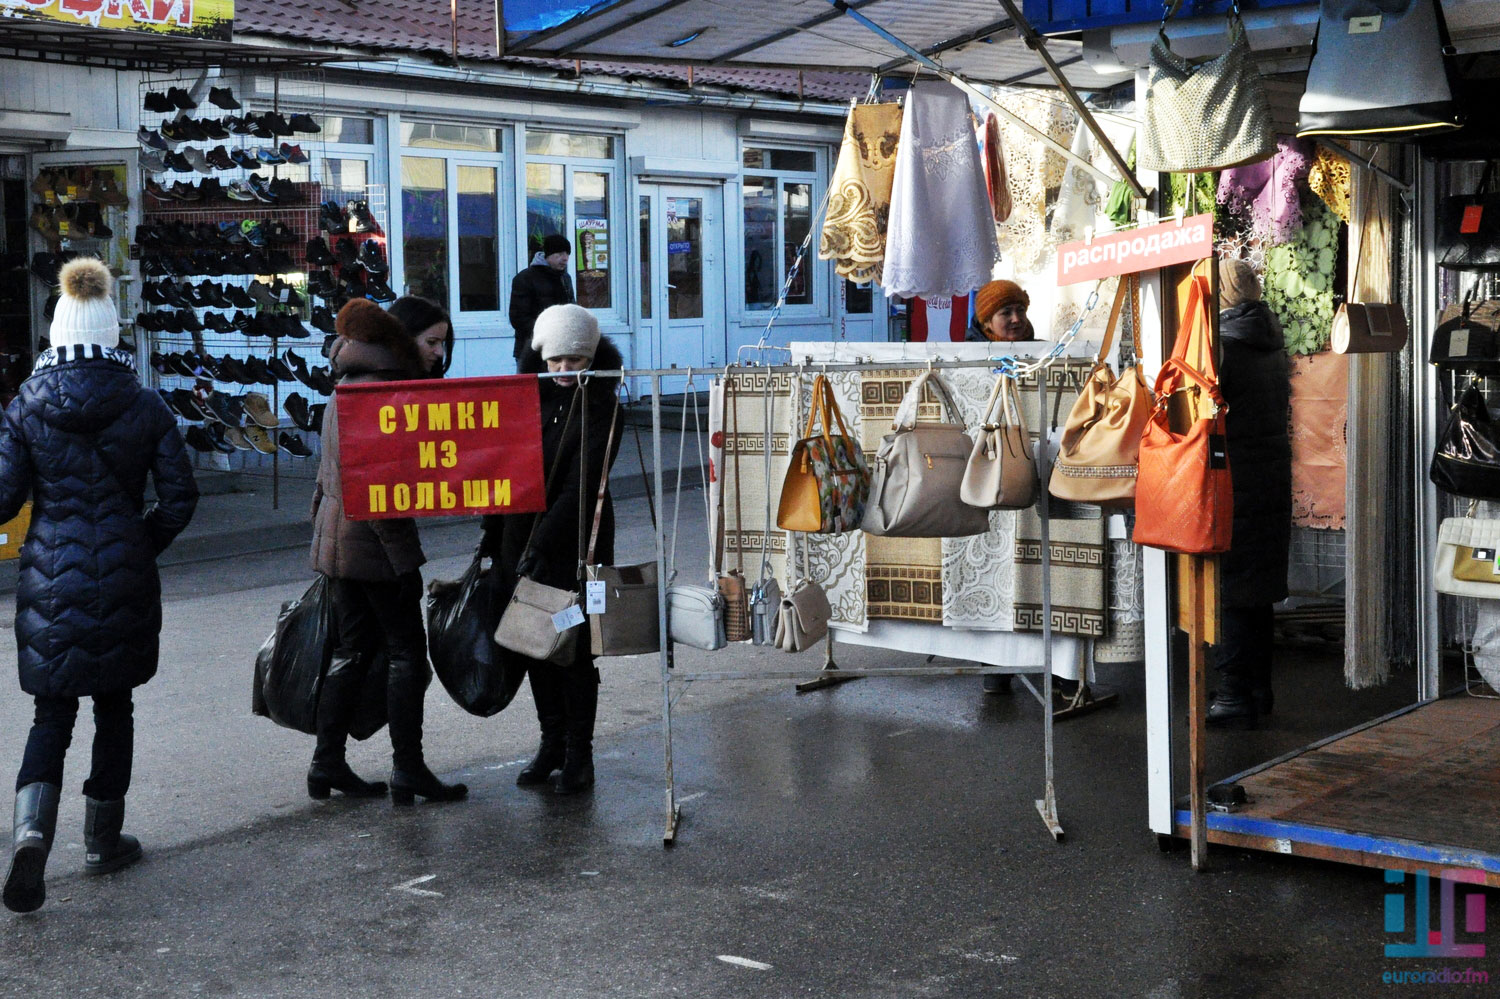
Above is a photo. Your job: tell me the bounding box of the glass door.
[637,183,724,394]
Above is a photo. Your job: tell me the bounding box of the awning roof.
[502,0,1133,91]
[0,16,344,73]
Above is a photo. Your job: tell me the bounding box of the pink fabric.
[1217,136,1315,244]
[1288,351,1348,530]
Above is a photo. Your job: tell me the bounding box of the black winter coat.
[509,263,575,360]
[1219,301,1292,607]
[481,336,624,592]
[0,346,198,697]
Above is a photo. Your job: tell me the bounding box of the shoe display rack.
[136,71,332,491]
[26,163,133,350]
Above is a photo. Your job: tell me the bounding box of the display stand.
[633,355,1082,846]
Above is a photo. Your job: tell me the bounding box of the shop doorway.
[637,183,724,393]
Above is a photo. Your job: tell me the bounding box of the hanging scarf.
[819,102,904,283]
[1307,144,1352,225]
[1216,136,1314,243]
[882,80,999,300]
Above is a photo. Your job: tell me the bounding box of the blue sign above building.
[1023,0,1306,35]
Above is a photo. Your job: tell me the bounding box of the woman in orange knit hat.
[967,279,1035,342]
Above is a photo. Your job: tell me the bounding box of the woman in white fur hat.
[0,258,198,913]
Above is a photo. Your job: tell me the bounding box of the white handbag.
[1434,517,1500,599]
[666,372,728,651]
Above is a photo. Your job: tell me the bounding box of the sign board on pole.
[337,375,548,521]
[1056,214,1214,286]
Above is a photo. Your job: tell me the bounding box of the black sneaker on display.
[334,238,358,269]
[200,119,230,140]
[204,312,235,335]
[305,239,335,267]
[284,392,312,430]
[319,200,347,233]
[309,403,326,433]
[163,151,193,172]
[246,175,278,204]
[365,277,396,303]
[215,356,251,385]
[265,112,295,137]
[288,113,320,134]
[359,239,388,274]
[167,86,198,110]
[144,90,174,113]
[205,424,239,454]
[205,392,245,426]
[225,285,256,308]
[346,200,380,233]
[284,349,312,384]
[269,179,299,203]
[267,355,296,382]
[243,356,279,386]
[183,426,217,452]
[208,86,241,110]
[245,113,275,139]
[229,148,259,170]
[206,146,236,170]
[279,432,314,458]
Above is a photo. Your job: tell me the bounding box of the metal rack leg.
[794,630,861,693]
[654,377,680,846]
[1034,369,1064,842]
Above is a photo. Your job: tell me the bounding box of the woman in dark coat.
[483,304,623,794]
[308,298,465,805]
[1,259,197,913]
[1210,259,1292,728]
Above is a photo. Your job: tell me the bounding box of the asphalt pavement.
[0,489,1486,998]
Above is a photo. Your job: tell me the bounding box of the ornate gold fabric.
[1308,145,1352,224]
[818,103,903,283]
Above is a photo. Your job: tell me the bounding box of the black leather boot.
[1206,690,1259,729]
[308,653,387,799]
[555,665,599,795]
[517,667,567,787]
[83,797,142,876]
[387,655,467,806]
[4,783,59,913]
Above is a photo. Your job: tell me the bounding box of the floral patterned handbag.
[776,374,870,534]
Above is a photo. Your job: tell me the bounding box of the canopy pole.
[992,0,1147,199]
[826,0,1117,191]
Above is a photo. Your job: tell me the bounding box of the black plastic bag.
[253,575,388,740]
[426,554,527,716]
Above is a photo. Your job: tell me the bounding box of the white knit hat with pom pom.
[50,258,119,351]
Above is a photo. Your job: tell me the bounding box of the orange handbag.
[1133,272,1234,555]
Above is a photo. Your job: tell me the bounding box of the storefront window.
[314,116,375,145]
[526,130,614,159]
[321,158,368,205]
[526,162,565,259]
[401,156,448,305]
[845,280,873,315]
[574,171,611,309]
[401,123,501,152]
[457,165,499,312]
[741,146,820,312]
[667,197,704,320]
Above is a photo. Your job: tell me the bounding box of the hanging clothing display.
[995,91,1076,276]
[977,112,1012,224]
[819,102,904,283]
[1264,195,1340,356]
[1217,137,1315,244]
[882,80,999,300]
[1288,351,1348,529]
[1307,145,1352,225]
[1014,508,1108,637]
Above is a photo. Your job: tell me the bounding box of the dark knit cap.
[542,234,572,256]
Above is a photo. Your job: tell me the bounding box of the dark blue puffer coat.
[0,345,198,697]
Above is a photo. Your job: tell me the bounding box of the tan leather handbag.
[863,370,990,538]
[1050,276,1154,506]
[774,536,830,653]
[584,398,663,657]
[961,373,1035,510]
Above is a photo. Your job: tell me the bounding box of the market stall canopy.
[502,0,1133,90]
[0,16,342,73]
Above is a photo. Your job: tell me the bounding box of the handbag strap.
[667,371,715,585]
[728,371,744,575]
[1154,274,1225,409]
[584,394,623,566]
[893,369,963,429]
[758,371,777,587]
[1092,274,1134,369]
[519,385,582,564]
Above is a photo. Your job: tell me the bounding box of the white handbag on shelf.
[1434,516,1500,599]
[666,373,728,651]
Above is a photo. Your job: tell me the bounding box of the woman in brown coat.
[308,299,465,805]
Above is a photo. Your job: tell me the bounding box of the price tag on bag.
[585,580,607,614]
[552,604,585,632]
[1462,205,1485,235]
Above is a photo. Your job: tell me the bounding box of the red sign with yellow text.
[337,376,547,520]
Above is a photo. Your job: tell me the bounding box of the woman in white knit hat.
[481,304,624,794]
[0,258,198,913]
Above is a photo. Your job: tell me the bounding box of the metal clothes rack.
[572,355,1073,846]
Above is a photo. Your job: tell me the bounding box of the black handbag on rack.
[1431,381,1500,500]
[1431,295,1500,373]
[1438,163,1500,272]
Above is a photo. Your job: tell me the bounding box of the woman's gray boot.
[83,797,142,876]
[4,782,60,913]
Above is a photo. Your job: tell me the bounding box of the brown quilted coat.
[309,301,428,581]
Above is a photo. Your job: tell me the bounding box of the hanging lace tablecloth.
[1307,144,1352,225]
[819,103,903,283]
[882,81,999,299]
[1217,136,1314,244]
[995,91,1076,276]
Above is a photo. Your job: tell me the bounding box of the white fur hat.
[531,303,601,361]
[50,258,120,351]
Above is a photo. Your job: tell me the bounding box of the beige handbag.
[775,536,830,653]
[495,389,583,665]
[1050,276,1154,507]
[496,576,580,665]
[961,373,1035,510]
[863,370,991,538]
[1139,8,1276,173]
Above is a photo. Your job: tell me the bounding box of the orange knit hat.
[975,280,1029,324]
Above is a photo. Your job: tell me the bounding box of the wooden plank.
[1188,556,1208,870]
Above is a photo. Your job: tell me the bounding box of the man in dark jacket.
[1,259,197,913]
[483,304,623,794]
[1210,259,1292,728]
[509,234,574,364]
